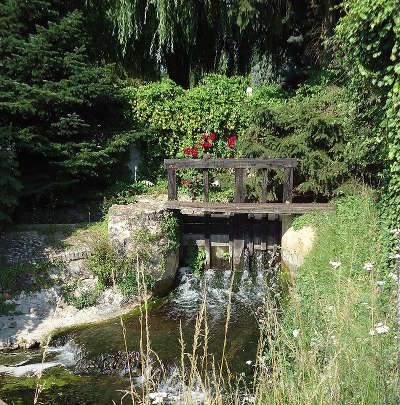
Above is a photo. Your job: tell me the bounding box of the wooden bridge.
[164,158,332,269]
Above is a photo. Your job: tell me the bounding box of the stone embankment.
[0,198,179,350]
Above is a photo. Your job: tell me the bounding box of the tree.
[109,0,340,88]
[0,0,131,215]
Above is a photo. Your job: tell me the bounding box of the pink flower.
[203,141,211,149]
[191,147,198,157]
[209,133,216,140]
[184,148,191,154]
[202,133,207,140]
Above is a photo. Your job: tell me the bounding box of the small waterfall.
[169,248,280,323]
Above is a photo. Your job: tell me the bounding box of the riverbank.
[0,221,151,350]
[0,285,148,350]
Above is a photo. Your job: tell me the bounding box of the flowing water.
[0,250,281,404]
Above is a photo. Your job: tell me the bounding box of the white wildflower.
[370,323,390,336]
[140,180,154,186]
[244,396,255,403]
[388,272,398,282]
[375,323,389,334]
[293,329,299,338]
[246,360,252,365]
[390,228,400,235]
[376,280,385,286]
[328,305,334,311]
[329,260,341,269]
[363,262,373,272]
[211,179,220,187]
[246,86,253,97]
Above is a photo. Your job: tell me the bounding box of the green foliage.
[86,226,154,297]
[239,80,371,198]
[263,187,397,403]
[160,212,180,252]
[62,283,101,310]
[334,0,400,227]
[184,241,205,276]
[0,1,132,213]
[0,261,54,295]
[0,127,22,225]
[131,74,368,200]
[129,75,248,158]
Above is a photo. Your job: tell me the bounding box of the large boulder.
[108,199,179,295]
[281,225,315,277]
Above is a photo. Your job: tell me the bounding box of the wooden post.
[167,167,177,200]
[261,169,268,203]
[283,167,293,203]
[204,213,211,269]
[248,214,254,255]
[234,168,246,203]
[203,169,209,202]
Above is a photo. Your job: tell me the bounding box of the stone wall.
[108,199,179,295]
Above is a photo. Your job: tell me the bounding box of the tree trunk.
[164,49,190,88]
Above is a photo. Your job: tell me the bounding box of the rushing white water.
[0,340,81,377]
[169,249,280,323]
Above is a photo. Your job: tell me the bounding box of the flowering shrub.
[178,131,237,198]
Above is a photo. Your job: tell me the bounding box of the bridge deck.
[164,201,333,215]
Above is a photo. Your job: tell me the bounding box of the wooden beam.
[167,167,177,201]
[164,158,298,170]
[283,167,293,203]
[234,168,246,203]
[203,169,209,202]
[261,168,268,203]
[164,201,334,214]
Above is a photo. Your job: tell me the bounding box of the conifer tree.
[0,1,130,219]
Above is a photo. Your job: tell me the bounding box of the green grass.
[258,187,397,404]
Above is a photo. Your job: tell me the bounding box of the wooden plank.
[234,168,246,203]
[203,169,209,202]
[283,167,293,203]
[167,167,177,201]
[164,158,298,170]
[261,168,268,203]
[164,201,334,214]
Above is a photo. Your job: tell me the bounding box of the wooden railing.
[164,158,298,204]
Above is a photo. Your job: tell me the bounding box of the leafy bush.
[86,225,155,297]
[184,241,206,276]
[62,284,101,310]
[130,74,369,200]
[334,0,400,232]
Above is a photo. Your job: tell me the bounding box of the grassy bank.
[257,188,397,404]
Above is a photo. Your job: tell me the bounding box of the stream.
[0,250,281,404]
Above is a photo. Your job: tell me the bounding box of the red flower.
[191,147,198,157]
[227,135,237,148]
[203,141,212,148]
[202,133,207,140]
[184,147,191,154]
[209,133,216,140]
